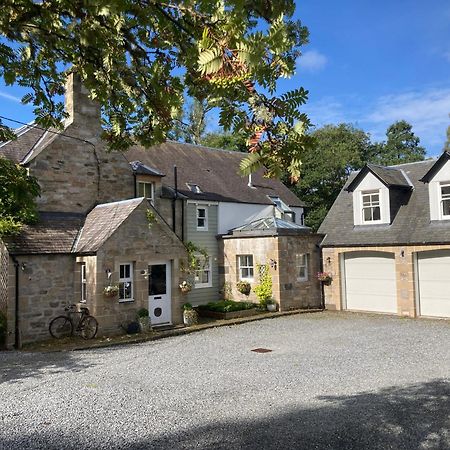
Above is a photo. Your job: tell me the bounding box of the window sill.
[194,284,212,289]
[119,299,135,303]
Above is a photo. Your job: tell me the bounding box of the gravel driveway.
[0,311,449,450]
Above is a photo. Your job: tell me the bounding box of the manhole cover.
[251,348,272,353]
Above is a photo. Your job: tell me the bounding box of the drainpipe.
[172,165,178,234]
[181,199,185,242]
[317,244,325,310]
[11,255,20,349]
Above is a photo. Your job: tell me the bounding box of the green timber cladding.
[184,202,219,305]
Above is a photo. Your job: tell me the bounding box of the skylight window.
[186,183,202,194]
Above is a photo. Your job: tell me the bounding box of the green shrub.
[183,302,193,310]
[137,308,149,318]
[253,264,273,308]
[198,300,256,313]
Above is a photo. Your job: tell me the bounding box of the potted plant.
[266,299,277,312]
[236,280,251,296]
[182,303,199,326]
[103,285,119,298]
[317,271,332,285]
[179,280,192,294]
[137,308,151,333]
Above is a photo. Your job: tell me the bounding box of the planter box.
[197,308,260,320]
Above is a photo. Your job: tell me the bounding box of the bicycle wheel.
[79,316,98,339]
[49,316,73,339]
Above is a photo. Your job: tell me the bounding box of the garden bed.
[197,301,260,320]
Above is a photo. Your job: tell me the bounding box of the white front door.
[148,262,172,326]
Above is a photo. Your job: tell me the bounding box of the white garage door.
[344,252,397,313]
[417,251,450,318]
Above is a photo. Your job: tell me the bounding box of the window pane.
[363,208,372,221]
[443,199,450,216]
[373,206,381,221]
[442,185,450,197]
[198,208,206,218]
[119,265,125,278]
[371,194,379,203]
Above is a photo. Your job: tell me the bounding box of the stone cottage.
[0,74,322,348]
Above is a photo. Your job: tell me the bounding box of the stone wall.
[277,235,322,311]
[28,73,135,214]
[0,241,8,348]
[7,254,77,346]
[322,243,450,317]
[221,234,323,311]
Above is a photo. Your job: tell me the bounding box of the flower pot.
[183,309,199,326]
[180,287,192,294]
[267,303,277,312]
[138,316,151,333]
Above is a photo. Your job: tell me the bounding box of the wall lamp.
[269,259,278,270]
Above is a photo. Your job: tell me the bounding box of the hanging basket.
[104,286,119,297]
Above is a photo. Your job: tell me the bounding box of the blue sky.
[0,0,449,156]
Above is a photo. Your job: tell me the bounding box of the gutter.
[10,255,20,349]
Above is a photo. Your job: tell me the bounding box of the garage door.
[417,251,450,318]
[344,252,397,313]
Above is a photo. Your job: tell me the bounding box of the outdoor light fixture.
[106,269,112,279]
[269,259,278,270]
[20,262,27,271]
[326,257,331,264]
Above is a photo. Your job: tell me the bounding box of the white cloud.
[364,88,450,152]
[297,50,328,73]
[304,97,349,127]
[303,87,450,156]
[0,91,21,103]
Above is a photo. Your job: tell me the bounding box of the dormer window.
[187,183,202,194]
[137,181,155,203]
[361,190,381,223]
[440,183,450,218]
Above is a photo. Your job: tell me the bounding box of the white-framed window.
[361,190,381,223]
[296,253,309,281]
[196,206,208,230]
[119,263,134,302]
[80,263,87,303]
[194,256,212,288]
[238,255,254,281]
[137,181,155,203]
[440,183,450,218]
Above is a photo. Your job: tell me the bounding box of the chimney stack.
[64,72,101,128]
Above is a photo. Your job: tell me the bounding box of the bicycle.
[49,304,98,340]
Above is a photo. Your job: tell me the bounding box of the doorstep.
[20,308,323,353]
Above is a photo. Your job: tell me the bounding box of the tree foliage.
[368,120,425,166]
[0,0,310,181]
[0,157,41,236]
[201,131,247,152]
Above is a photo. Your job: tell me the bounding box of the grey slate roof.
[4,212,85,255]
[126,141,305,207]
[75,198,144,253]
[318,159,450,247]
[420,151,450,182]
[346,164,412,191]
[0,124,47,163]
[228,217,312,237]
